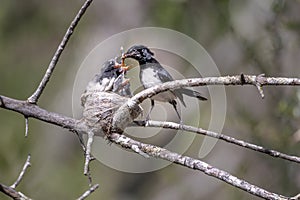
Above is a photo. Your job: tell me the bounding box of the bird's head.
[98,58,130,81]
[100,59,122,78]
[122,45,154,63]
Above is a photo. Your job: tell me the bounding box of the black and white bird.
[123,45,207,122]
[84,58,132,97]
[81,57,142,137]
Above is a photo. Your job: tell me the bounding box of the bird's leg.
[170,100,183,126]
[145,99,155,121]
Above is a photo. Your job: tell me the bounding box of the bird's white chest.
[140,67,161,88]
[140,67,176,102]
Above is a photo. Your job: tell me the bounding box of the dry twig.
[77,184,99,200]
[27,0,94,104]
[11,155,31,189]
[1,74,300,199]
[24,117,29,137]
[109,133,289,200]
[0,155,32,200]
[132,120,300,163]
[84,131,95,186]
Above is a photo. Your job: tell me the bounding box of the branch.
[24,117,29,137]
[0,94,295,199]
[133,120,300,163]
[11,155,31,189]
[1,74,300,199]
[27,0,93,104]
[84,131,95,186]
[109,133,289,200]
[0,183,31,200]
[0,155,32,200]
[77,184,99,200]
[0,95,81,132]
[127,75,300,109]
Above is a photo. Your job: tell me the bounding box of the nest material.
[81,90,142,136]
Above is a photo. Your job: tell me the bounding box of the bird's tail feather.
[179,88,207,101]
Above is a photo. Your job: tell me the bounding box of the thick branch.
[27,0,93,104]
[0,95,81,132]
[127,75,300,109]
[0,183,31,200]
[109,133,289,200]
[1,74,299,199]
[0,94,295,199]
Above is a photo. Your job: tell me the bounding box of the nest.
[81,90,142,137]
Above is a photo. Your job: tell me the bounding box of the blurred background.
[0,0,300,199]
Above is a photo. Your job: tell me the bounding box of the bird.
[81,57,142,137]
[83,58,132,97]
[122,45,207,123]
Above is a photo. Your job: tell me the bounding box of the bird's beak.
[121,65,130,71]
[114,62,131,72]
[122,51,137,59]
[121,53,127,59]
[120,53,135,71]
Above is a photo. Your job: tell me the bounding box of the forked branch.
[1,72,300,200]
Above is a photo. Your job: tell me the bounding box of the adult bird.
[122,45,207,123]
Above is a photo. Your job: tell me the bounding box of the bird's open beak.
[114,62,131,72]
[118,53,136,71]
[121,53,127,59]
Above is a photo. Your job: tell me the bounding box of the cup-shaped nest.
[81,89,142,137]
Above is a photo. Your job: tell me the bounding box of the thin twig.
[27,0,93,104]
[291,193,300,200]
[255,74,265,98]
[75,131,97,162]
[110,132,289,200]
[84,131,94,186]
[11,154,31,189]
[134,120,300,164]
[25,117,29,137]
[76,184,99,200]
[75,131,87,152]
[0,155,32,199]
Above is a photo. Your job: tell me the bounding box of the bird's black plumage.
[81,57,142,137]
[85,58,131,97]
[99,59,122,80]
[124,45,207,122]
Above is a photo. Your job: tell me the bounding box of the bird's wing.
[152,64,188,106]
[153,64,188,106]
[155,64,174,82]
